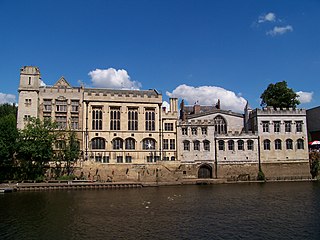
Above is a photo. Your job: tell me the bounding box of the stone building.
[17,66,179,174]
[17,66,311,181]
[177,101,310,180]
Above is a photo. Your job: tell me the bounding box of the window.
[247,140,254,150]
[128,108,138,131]
[92,107,102,130]
[25,98,31,106]
[285,121,291,132]
[203,140,210,151]
[28,77,31,85]
[113,138,123,150]
[286,139,293,150]
[145,109,155,131]
[116,156,123,163]
[182,127,188,135]
[194,140,200,151]
[125,156,132,163]
[71,100,79,112]
[263,139,271,150]
[110,107,121,130]
[56,140,66,150]
[56,116,67,129]
[24,115,31,121]
[164,123,174,131]
[296,121,303,132]
[238,140,244,150]
[125,138,135,150]
[147,156,155,163]
[218,140,225,151]
[274,121,281,133]
[171,156,175,161]
[71,116,79,130]
[163,139,169,150]
[170,139,175,150]
[183,140,190,151]
[91,137,105,149]
[56,100,67,112]
[228,140,234,151]
[275,139,282,150]
[214,116,227,134]
[297,139,304,149]
[142,138,156,150]
[191,127,197,135]
[262,121,269,132]
[102,156,109,163]
[95,155,102,163]
[43,99,52,111]
[201,127,207,135]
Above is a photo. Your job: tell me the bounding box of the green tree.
[0,103,17,118]
[16,118,58,180]
[260,81,300,109]
[309,151,320,179]
[0,114,18,180]
[54,130,80,177]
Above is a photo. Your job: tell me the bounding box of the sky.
[0,0,319,113]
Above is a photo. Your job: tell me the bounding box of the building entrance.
[198,164,212,178]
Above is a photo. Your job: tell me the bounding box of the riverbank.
[1,177,316,192]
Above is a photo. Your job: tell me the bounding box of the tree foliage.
[260,81,300,109]
[309,152,320,179]
[54,130,80,177]
[16,118,58,180]
[0,104,18,180]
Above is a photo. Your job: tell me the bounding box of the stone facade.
[17,66,311,181]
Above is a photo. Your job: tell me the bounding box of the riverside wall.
[72,161,311,183]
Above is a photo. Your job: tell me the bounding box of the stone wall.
[261,162,311,180]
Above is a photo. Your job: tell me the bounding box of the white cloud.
[40,80,46,87]
[266,25,293,36]
[161,101,170,113]
[166,84,247,113]
[0,93,16,104]
[88,68,141,89]
[258,12,276,23]
[297,91,313,104]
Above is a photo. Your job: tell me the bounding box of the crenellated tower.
[17,66,41,129]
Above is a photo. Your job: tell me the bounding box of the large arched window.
[228,140,234,151]
[142,138,156,150]
[91,137,106,149]
[125,138,135,150]
[194,140,200,151]
[183,140,190,151]
[286,139,293,150]
[247,140,254,150]
[263,139,271,150]
[275,139,282,150]
[237,140,244,150]
[112,138,123,150]
[218,140,225,151]
[203,140,210,151]
[214,116,227,134]
[297,139,304,149]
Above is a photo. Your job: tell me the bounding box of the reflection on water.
[1,182,320,240]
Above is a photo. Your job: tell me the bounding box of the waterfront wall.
[72,161,311,182]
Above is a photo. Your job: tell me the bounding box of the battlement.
[253,107,306,116]
[20,66,40,75]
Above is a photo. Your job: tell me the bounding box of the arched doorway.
[198,164,213,179]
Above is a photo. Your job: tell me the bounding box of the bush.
[57,174,76,181]
[309,152,320,179]
[257,169,265,181]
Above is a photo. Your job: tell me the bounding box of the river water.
[1,182,320,240]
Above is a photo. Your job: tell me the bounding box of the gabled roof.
[187,109,244,119]
[53,77,72,88]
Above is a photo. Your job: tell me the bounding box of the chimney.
[169,98,178,113]
[193,102,200,114]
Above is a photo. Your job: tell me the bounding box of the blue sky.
[0,0,319,112]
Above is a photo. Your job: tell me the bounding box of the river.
[1,182,320,240]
